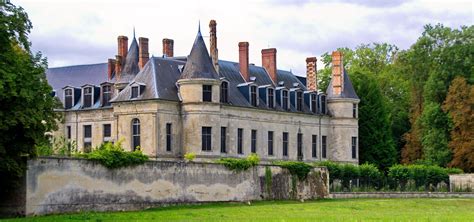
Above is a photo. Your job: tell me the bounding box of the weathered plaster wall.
[26,157,329,216]
[450,174,474,192]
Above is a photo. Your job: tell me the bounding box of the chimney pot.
[261,48,277,83]
[139,37,149,69]
[238,42,250,82]
[306,57,318,91]
[162,38,174,57]
[107,58,116,80]
[117,36,128,62]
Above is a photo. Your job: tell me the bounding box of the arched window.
[220,81,228,103]
[132,118,140,151]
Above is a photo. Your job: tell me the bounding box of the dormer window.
[250,85,258,107]
[102,85,112,106]
[268,88,274,108]
[64,89,73,109]
[83,87,93,108]
[296,91,303,111]
[320,94,327,114]
[311,94,317,113]
[220,81,228,103]
[203,85,212,102]
[131,86,139,99]
[282,89,289,110]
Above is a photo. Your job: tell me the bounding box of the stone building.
[47,20,360,163]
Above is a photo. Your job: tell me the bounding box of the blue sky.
[15,0,473,76]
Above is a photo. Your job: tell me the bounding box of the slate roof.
[325,70,359,99]
[179,29,219,80]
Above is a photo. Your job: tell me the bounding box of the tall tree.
[442,77,474,172]
[0,2,59,194]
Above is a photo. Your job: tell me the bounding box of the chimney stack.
[331,51,344,95]
[115,55,122,80]
[107,58,116,80]
[239,42,250,82]
[306,57,317,91]
[117,36,128,62]
[209,20,219,73]
[139,37,149,69]
[162,38,174,57]
[262,48,277,83]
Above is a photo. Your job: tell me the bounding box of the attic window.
[64,89,73,109]
[267,88,274,108]
[320,94,327,114]
[250,85,258,107]
[282,90,289,110]
[102,85,112,106]
[220,81,228,103]
[131,86,139,99]
[83,87,93,108]
[311,94,317,113]
[296,91,303,111]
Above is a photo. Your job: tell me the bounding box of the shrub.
[36,136,77,156]
[184,152,196,161]
[275,161,313,180]
[445,168,463,175]
[388,165,411,190]
[216,154,260,171]
[358,163,382,188]
[75,140,148,169]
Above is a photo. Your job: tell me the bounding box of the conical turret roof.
[179,28,219,79]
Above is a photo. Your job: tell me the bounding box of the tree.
[442,77,474,172]
[0,2,59,194]
[351,71,397,170]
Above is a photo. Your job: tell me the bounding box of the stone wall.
[450,174,474,192]
[26,157,329,216]
[331,192,474,199]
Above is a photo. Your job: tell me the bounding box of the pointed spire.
[197,20,201,36]
[133,26,136,39]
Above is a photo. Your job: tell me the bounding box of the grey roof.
[46,63,110,104]
[118,37,140,83]
[325,70,359,99]
[179,30,219,80]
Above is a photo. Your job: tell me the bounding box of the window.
[311,94,317,113]
[320,95,326,114]
[296,91,303,111]
[166,123,172,151]
[237,128,243,154]
[251,130,257,153]
[220,82,228,103]
[202,127,212,151]
[312,135,317,158]
[102,85,112,106]
[103,124,111,142]
[268,88,274,108]
[131,86,139,99]
[282,132,289,157]
[352,137,357,159]
[322,136,327,158]
[203,85,212,102]
[297,133,303,159]
[268,131,274,156]
[250,85,257,107]
[353,104,357,118]
[83,125,92,152]
[221,127,227,153]
[282,90,289,110]
[83,87,93,108]
[65,89,73,109]
[132,118,140,151]
[66,126,71,139]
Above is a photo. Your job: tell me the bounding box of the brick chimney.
[162,38,174,57]
[107,58,116,80]
[262,48,277,83]
[239,42,250,82]
[115,55,122,80]
[306,57,317,91]
[117,36,128,62]
[209,20,219,73]
[331,51,344,95]
[139,37,149,69]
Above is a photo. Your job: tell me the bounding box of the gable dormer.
[62,85,80,109]
[258,85,275,109]
[276,86,289,111]
[100,82,114,107]
[237,82,259,107]
[290,86,303,112]
[81,84,99,108]
[129,81,146,99]
[304,91,318,113]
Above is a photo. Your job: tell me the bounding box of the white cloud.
[14,0,473,76]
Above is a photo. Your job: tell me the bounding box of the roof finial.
[133,26,136,39]
[198,20,201,36]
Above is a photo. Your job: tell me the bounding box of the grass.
[3,198,474,221]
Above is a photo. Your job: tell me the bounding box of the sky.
[14,0,474,76]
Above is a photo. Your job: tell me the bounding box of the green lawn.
[4,198,474,221]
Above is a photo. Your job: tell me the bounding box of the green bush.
[75,141,148,169]
[184,152,196,161]
[388,164,411,190]
[36,136,77,156]
[358,163,382,188]
[216,154,260,171]
[275,161,313,180]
